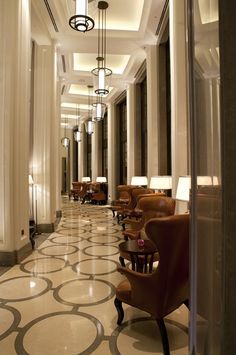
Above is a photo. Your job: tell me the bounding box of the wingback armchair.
[114,214,189,355]
[122,195,176,240]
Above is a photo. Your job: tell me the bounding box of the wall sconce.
[69,0,95,32]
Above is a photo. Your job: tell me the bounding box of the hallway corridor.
[0,198,188,354]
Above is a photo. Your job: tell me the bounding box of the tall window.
[116,98,127,184]
[140,77,147,175]
[72,128,78,181]
[102,112,108,177]
[87,134,92,178]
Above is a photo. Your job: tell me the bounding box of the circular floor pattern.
[54,278,115,306]
[56,228,86,236]
[15,311,103,355]
[72,258,119,275]
[20,257,67,274]
[0,305,21,341]
[38,244,79,257]
[110,317,188,355]
[90,227,118,235]
[61,221,90,228]
[50,235,83,244]
[0,276,52,302]
[83,244,119,257]
[87,235,121,244]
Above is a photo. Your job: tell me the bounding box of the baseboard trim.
[36,223,55,234]
[56,210,62,218]
[0,242,32,266]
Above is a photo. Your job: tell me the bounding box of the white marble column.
[91,122,100,181]
[127,84,136,183]
[169,0,189,212]
[55,75,62,214]
[107,103,116,201]
[33,43,58,231]
[146,45,160,181]
[78,125,86,181]
[0,0,31,261]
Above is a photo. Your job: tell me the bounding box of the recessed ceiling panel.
[104,0,144,31]
[73,53,130,74]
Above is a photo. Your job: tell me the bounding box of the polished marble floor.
[0,197,188,354]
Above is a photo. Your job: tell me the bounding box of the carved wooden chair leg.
[114,298,124,325]
[119,256,126,267]
[156,318,170,355]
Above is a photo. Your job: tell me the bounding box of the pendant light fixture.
[69,0,95,33]
[61,116,70,148]
[93,95,106,121]
[74,104,82,142]
[91,1,112,95]
[85,85,95,135]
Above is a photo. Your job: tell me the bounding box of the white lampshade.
[131,176,148,186]
[176,176,191,202]
[213,176,219,185]
[197,176,212,186]
[82,177,90,182]
[96,176,107,183]
[29,175,34,185]
[149,176,172,190]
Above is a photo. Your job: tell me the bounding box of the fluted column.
[146,45,160,181]
[0,0,31,263]
[91,120,103,181]
[107,103,116,201]
[169,0,189,212]
[33,43,58,232]
[127,84,136,183]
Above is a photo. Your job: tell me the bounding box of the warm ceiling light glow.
[73,53,130,75]
[102,0,144,31]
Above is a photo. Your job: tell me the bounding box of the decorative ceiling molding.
[156,0,169,37]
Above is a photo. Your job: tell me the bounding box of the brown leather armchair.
[110,185,133,217]
[122,195,176,240]
[70,182,82,200]
[114,214,189,355]
[116,187,154,224]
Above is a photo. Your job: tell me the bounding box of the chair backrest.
[125,187,154,210]
[116,185,132,201]
[138,195,176,221]
[144,214,189,318]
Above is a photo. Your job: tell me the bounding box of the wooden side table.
[118,240,158,273]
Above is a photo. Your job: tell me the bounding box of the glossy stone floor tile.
[0,197,189,354]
